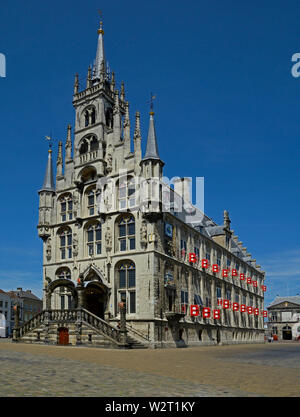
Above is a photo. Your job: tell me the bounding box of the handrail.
[81,308,122,344]
[125,323,150,342]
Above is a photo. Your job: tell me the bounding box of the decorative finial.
[134,111,141,138]
[87,66,92,89]
[110,71,115,92]
[149,92,156,115]
[45,135,53,153]
[74,73,79,94]
[97,11,104,35]
[224,210,231,229]
[120,81,125,101]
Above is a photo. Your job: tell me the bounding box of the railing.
[81,308,122,344]
[79,150,98,164]
[16,308,125,346]
[18,310,46,338]
[125,323,150,342]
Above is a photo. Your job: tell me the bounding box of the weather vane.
[45,134,57,150]
[148,92,156,113]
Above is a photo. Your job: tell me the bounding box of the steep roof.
[41,150,55,191]
[267,296,300,308]
[142,113,162,162]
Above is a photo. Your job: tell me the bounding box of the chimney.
[17,287,22,291]
[26,290,31,294]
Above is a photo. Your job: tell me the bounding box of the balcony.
[79,150,98,164]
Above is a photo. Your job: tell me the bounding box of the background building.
[0,290,12,337]
[7,288,42,330]
[267,295,300,340]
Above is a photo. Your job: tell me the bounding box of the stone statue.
[106,153,112,172]
[73,233,78,257]
[140,222,147,246]
[46,238,51,261]
[73,190,79,217]
[105,226,112,250]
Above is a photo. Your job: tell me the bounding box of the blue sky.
[0,0,299,305]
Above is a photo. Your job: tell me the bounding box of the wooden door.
[58,327,69,345]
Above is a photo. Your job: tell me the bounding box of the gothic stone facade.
[36,22,265,347]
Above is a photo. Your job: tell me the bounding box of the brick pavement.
[0,339,299,397]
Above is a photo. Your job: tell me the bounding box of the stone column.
[200,272,204,324]
[45,289,51,310]
[118,301,128,347]
[77,284,86,310]
[75,309,82,345]
[12,304,20,342]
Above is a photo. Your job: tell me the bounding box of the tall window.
[59,228,72,259]
[84,111,89,127]
[118,216,135,251]
[181,290,189,314]
[86,222,102,256]
[118,177,136,210]
[117,262,136,314]
[86,187,98,216]
[59,194,73,222]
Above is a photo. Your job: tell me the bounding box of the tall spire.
[93,21,106,80]
[41,149,55,191]
[142,96,162,162]
[123,101,131,155]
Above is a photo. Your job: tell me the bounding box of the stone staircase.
[13,308,149,349]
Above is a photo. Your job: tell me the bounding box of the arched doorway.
[58,327,69,345]
[282,325,292,340]
[85,282,108,319]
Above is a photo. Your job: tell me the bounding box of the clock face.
[165,223,173,238]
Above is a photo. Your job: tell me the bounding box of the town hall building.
[15,20,266,348]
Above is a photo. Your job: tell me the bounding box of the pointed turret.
[134,111,142,166]
[56,141,63,178]
[113,90,121,143]
[142,96,163,164]
[65,124,72,162]
[41,149,55,191]
[120,81,125,102]
[86,66,92,89]
[123,101,131,156]
[38,147,55,239]
[74,73,79,94]
[93,21,106,81]
[110,71,115,92]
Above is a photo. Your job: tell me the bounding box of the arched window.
[86,188,97,216]
[118,177,136,210]
[84,111,89,127]
[118,216,135,251]
[59,194,73,222]
[90,136,99,151]
[59,228,72,260]
[91,108,96,124]
[79,139,88,155]
[117,261,136,314]
[56,267,71,280]
[86,222,102,256]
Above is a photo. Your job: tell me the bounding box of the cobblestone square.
[0,340,299,397]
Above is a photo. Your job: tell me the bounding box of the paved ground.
[0,339,299,397]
